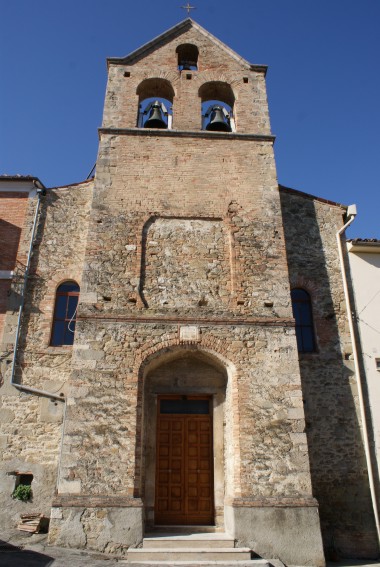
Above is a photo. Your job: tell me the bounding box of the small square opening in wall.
[186,73,192,80]
[243,77,249,83]
[124,71,131,77]
[17,473,33,486]
[376,358,380,371]
[10,472,33,502]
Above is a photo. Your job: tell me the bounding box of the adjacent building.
[348,239,380,486]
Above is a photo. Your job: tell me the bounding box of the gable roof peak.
[107,18,255,71]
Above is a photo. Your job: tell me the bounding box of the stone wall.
[82,134,289,319]
[280,186,379,558]
[49,22,325,563]
[0,180,92,529]
[58,321,311,499]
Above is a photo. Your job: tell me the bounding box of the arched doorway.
[155,394,214,525]
[141,348,230,529]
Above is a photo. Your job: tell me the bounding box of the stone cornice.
[52,495,143,508]
[98,127,275,143]
[77,314,295,327]
[226,496,319,508]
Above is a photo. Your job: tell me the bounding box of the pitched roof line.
[107,18,265,72]
[279,184,347,209]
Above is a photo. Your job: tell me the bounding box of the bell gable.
[102,18,271,135]
[107,18,266,74]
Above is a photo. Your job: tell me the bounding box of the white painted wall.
[348,242,380,480]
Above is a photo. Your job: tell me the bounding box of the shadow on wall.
[279,189,378,560]
[0,219,22,272]
[0,539,54,566]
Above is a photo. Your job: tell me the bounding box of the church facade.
[0,20,378,565]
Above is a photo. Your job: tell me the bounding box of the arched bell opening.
[199,82,236,132]
[137,346,238,530]
[136,78,175,129]
[176,43,199,71]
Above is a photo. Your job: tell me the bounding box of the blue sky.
[1,0,379,237]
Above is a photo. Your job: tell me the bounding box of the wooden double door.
[155,396,214,525]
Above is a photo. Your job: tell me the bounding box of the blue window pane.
[291,289,309,301]
[51,321,66,346]
[51,281,80,346]
[302,310,313,325]
[54,296,67,319]
[291,288,315,353]
[302,328,315,352]
[58,282,80,293]
[296,302,312,325]
[295,327,303,351]
[67,295,79,319]
[63,322,75,345]
[293,303,302,320]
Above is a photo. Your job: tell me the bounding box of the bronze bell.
[144,101,167,129]
[206,105,231,132]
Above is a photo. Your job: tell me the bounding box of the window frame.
[50,281,80,347]
[291,288,316,353]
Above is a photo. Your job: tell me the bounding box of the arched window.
[291,289,316,353]
[136,78,174,129]
[176,43,199,70]
[199,81,236,132]
[50,281,80,346]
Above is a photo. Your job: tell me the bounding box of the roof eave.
[107,18,194,67]
[347,240,380,253]
[279,184,347,210]
[0,175,45,189]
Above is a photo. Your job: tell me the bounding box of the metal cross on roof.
[181,2,196,15]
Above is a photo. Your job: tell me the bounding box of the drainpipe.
[10,186,64,403]
[336,204,380,545]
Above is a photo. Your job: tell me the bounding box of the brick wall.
[103,26,270,135]
[0,192,29,342]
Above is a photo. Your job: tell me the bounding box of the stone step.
[146,525,223,534]
[125,561,269,567]
[143,532,235,548]
[127,547,253,562]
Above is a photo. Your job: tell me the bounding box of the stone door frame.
[139,347,234,529]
